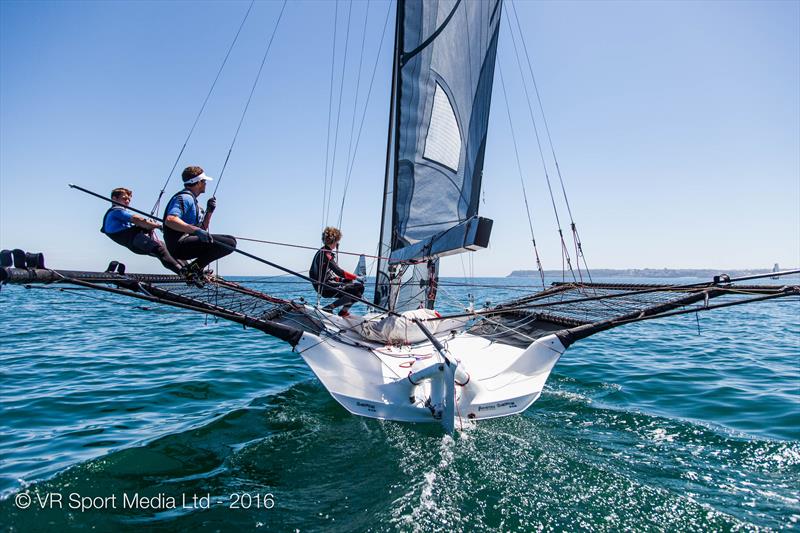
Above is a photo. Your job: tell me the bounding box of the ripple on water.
[1,278,798,530]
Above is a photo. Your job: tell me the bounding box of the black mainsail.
[375,0,501,311]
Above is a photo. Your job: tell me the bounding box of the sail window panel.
[405,162,463,243]
[423,82,461,172]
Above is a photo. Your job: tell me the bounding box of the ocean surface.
[1,275,798,531]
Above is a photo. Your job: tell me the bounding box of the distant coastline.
[507,268,794,278]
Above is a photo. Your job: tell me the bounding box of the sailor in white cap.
[162,166,237,285]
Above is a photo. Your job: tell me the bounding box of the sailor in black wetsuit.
[309,226,364,317]
[162,166,237,283]
[101,187,183,273]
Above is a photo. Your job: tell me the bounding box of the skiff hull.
[294,328,566,431]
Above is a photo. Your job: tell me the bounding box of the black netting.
[466,281,798,347]
[4,268,795,348]
[144,279,290,321]
[140,278,323,339]
[502,284,708,325]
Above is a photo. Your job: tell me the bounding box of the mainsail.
[375,0,501,311]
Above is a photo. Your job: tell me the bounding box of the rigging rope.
[324,0,355,225]
[150,0,255,216]
[338,0,370,229]
[69,181,800,339]
[25,285,156,312]
[322,0,341,230]
[71,182,415,320]
[212,0,288,198]
[509,0,592,283]
[497,64,546,290]
[503,7,578,285]
[233,235,392,260]
[336,0,394,229]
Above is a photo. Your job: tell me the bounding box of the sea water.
[1,276,798,531]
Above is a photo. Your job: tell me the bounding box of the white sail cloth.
[358,308,466,345]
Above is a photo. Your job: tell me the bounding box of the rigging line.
[216,278,310,284]
[475,312,540,344]
[426,286,771,322]
[436,281,550,293]
[212,0,288,198]
[497,63,545,291]
[505,2,560,226]
[55,275,280,328]
[572,224,593,283]
[325,0,355,225]
[608,291,799,327]
[151,0,255,216]
[366,257,378,279]
[470,252,474,283]
[70,183,396,316]
[337,0,394,228]
[509,0,592,282]
[25,285,158,311]
[337,0,370,230]
[503,7,577,284]
[435,280,485,312]
[433,289,471,316]
[459,254,469,286]
[234,235,393,260]
[322,0,341,229]
[509,0,571,223]
[447,302,543,343]
[395,284,430,312]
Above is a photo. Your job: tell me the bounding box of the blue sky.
[1,0,798,277]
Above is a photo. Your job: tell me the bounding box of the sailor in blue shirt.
[162,166,236,282]
[101,187,183,273]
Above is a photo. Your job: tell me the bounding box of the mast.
[374,0,402,307]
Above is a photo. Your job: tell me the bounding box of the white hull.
[293,310,566,431]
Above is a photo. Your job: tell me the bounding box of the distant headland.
[507,268,794,278]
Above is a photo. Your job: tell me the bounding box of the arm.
[130,214,162,231]
[165,215,201,235]
[201,197,216,230]
[201,211,213,230]
[326,253,357,280]
[164,193,203,235]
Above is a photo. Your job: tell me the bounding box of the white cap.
[183,172,214,185]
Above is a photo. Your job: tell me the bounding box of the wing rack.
[0,267,322,346]
[467,279,799,348]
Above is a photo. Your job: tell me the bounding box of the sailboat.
[1,0,798,433]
